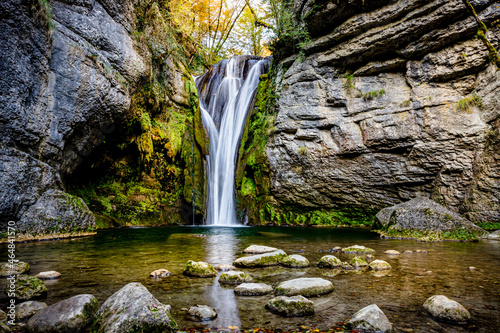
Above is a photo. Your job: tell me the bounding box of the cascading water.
[196,56,269,225]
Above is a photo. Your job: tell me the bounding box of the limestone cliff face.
[0,0,201,236]
[268,0,500,223]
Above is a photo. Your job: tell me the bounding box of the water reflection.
[204,227,241,328]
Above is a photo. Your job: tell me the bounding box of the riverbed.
[1,226,499,332]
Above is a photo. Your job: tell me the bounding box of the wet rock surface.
[183,261,217,278]
[16,301,47,322]
[150,269,171,278]
[26,294,98,333]
[186,305,217,322]
[317,255,342,268]
[341,245,375,254]
[266,295,314,317]
[347,304,392,332]
[243,245,280,254]
[218,271,253,285]
[369,260,392,271]
[280,255,310,268]
[8,275,47,300]
[0,261,30,277]
[423,295,471,323]
[35,271,61,280]
[275,277,334,297]
[234,283,273,296]
[234,250,287,267]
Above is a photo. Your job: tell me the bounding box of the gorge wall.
[262,0,500,225]
[0,0,204,239]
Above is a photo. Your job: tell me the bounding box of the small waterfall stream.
[196,56,269,225]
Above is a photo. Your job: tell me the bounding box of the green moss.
[360,89,385,101]
[456,94,483,112]
[298,146,308,156]
[476,222,500,231]
[183,260,217,277]
[376,227,483,242]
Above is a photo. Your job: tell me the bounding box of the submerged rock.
[375,197,487,241]
[341,245,375,254]
[186,305,217,322]
[385,250,400,255]
[369,260,392,271]
[215,264,236,271]
[350,256,368,268]
[8,275,47,300]
[183,261,217,277]
[234,283,273,296]
[403,250,413,254]
[280,255,310,268]
[423,295,471,323]
[92,283,176,333]
[16,301,47,322]
[150,269,171,278]
[318,255,342,268]
[266,296,314,317]
[26,294,98,333]
[35,271,61,280]
[219,271,253,285]
[275,277,334,297]
[488,230,500,240]
[347,304,392,332]
[321,268,342,277]
[0,261,30,277]
[243,245,280,254]
[233,250,287,267]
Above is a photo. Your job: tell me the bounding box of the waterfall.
[196,55,269,226]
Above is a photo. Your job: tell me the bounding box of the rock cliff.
[255,0,500,225]
[0,0,204,239]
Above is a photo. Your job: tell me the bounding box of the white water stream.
[196,56,268,225]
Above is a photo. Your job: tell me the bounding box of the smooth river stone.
[266,296,314,317]
[35,271,61,280]
[369,260,392,271]
[318,255,342,268]
[234,283,273,296]
[275,277,334,297]
[215,264,236,271]
[280,255,310,268]
[384,250,400,255]
[149,269,171,278]
[347,304,392,332]
[350,256,368,267]
[341,245,375,254]
[16,301,47,321]
[186,305,217,322]
[8,275,47,300]
[183,261,217,277]
[243,245,280,254]
[423,295,471,323]
[218,271,253,285]
[0,261,30,277]
[233,250,287,267]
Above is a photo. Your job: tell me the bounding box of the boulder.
[350,256,368,268]
[243,245,280,254]
[384,250,400,255]
[92,283,176,333]
[488,230,500,240]
[375,197,487,241]
[275,278,334,297]
[341,245,375,254]
[183,261,217,277]
[318,255,342,268]
[280,255,310,268]
[16,301,47,322]
[233,250,287,267]
[369,260,392,271]
[266,296,314,317]
[234,283,273,296]
[186,305,217,322]
[0,261,30,277]
[150,269,171,278]
[215,264,236,271]
[347,304,392,332]
[26,295,98,333]
[35,271,61,280]
[7,275,47,300]
[423,295,471,323]
[218,271,253,285]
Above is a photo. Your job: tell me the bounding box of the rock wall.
[267,0,500,223]
[0,0,202,238]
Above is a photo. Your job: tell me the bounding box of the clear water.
[1,226,499,332]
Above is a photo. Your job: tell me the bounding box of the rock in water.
[7,276,47,300]
[318,255,342,268]
[385,250,400,255]
[219,271,253,285]
[0,261,30,277]
[369,260,392,271]
[275,278,334,297]
[341,245,375,254]
[183,261,217,277]
[234,283,273,296]
[149,269,171,278]
[423,295,471,323]
[215,264,236,271]
[26,294,98,333]
[350,256,368,268]
[16,301,47,322]
[280,255,310,268]
[186,305,217,322]
[35,271,61,280]
[266,296,314,317]
[488,230,500,240]
[375,197,487,241]
[347,304,392,332]
[243,245,280,254]
[233,250,287,267]
[92,283,176,333]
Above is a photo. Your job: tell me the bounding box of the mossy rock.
[243,245,280,254]
[265,296,314,317]
[350,256,368,268]
[183,261,217,278]
[275,278,334,297]
[7,275,47,300]
[233,250,287,268]
[341,245,375,254]
[317,255,342,268]
[280,255,310,268]
[218,271,253,285]
[369,260,391,271]
[0,261,30,277]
